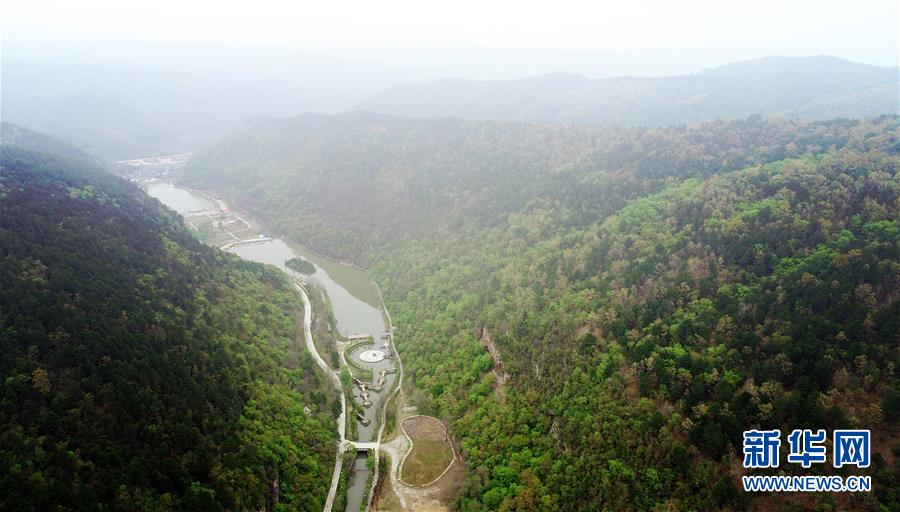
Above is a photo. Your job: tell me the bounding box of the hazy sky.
[4,0,898,79]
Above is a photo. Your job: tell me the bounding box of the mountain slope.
[0,59,251,159]
[183,114,899,510]
[183,112,895,264]
[0,147,336,511]
[1,122,98,165]
[355,56,899,125]
[376,147,899,511]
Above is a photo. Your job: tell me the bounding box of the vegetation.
[286,257,316,275]
[1,122,98,165]
[8,56,897,160]
[360,452,376,511]
[184,113,897,265]
[331,449,357,512]
[183,114,899,511]
[344,339,376,379]
[309,283,342,370]
[0,148,337,511]
[347,360,375,381]
[400,416,455,485]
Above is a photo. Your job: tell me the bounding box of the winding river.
[145,180,392,512]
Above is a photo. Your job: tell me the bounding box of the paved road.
[296,284,346,512]
[297,275,403,512]
[365,276,404,511]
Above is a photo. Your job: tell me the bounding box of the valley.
[177,114,899,511]
[143,176,458,511]
[5,111,896,511]
[2,10,898,507]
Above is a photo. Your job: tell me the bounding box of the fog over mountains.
[355,56,899,125]
[0,55,431,159]
[3,0,899,509]
[3,28,899,512]
[2,55,896,160]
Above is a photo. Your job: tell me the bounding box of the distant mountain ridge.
[0,59,249,160]
[354,56,899,125]
[0,122,98,164]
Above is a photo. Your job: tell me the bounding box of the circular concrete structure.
[358,349,386,363]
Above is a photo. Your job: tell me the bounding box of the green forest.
[0,147,337,511]
[286,257,316,275]
[184,114,899,511]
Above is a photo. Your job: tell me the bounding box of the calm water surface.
[145,180,385,337]
[150,182,389,511]
[144,180,216,214]
[230,240,385,338]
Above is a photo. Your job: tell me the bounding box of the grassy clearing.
[400,416,454,486]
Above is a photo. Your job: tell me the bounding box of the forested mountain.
[1,122,98,165]
[355,56,899,126]
[183,113,899,510]
[0,59,273,159]
[0,55,435,160]
[184,112,894,264]
[0,147,337,511]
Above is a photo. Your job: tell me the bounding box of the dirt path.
[379,434,455,512]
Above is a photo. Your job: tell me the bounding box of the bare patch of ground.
[400,416,455,485]
[377,431,463,512]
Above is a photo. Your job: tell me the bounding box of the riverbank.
[297,284,347,511]
[181,182,384,308]
[147,180,404,512]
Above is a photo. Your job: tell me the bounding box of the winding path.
[166,183,400,511]
[366,275,404,510]
[297,280,400,512]
[296,284,346,512]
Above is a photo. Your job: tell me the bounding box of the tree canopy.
[0,148,337,511]
[184,114,899,511]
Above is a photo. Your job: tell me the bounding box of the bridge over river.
[219,236,271,250]
[343,440,380,452]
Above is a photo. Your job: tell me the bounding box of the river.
[144,180,216,213]
[145,180,392,512]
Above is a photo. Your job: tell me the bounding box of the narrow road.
[163,183,395,511]
[365,276,404,511]
[296,284,346,512]
[298,276,403,512]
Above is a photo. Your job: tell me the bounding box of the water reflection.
[229,240,384,337]
[345,454,370,512]
[148,181,388,511]
[144,180,216,214]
